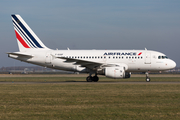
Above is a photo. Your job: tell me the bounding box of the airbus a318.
[7,14,176,82]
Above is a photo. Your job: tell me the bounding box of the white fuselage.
[9,49,176,73]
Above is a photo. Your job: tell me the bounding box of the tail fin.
[11,14,49,51]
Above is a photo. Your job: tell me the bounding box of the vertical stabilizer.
[11,14,49,51]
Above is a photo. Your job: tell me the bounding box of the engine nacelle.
[105,67,125,79]
[105,67,131,79]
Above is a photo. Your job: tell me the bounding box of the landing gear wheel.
[86,74,99,82]
[146,77,151,82]
[92,76,99,82]
[86,76,93,82]
[145,72,151,82]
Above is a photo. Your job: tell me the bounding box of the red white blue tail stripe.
[11,14,47,49]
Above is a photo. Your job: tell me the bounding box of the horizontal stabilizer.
[7,52,34,57]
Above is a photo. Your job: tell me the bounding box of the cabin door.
[145,52,151,64]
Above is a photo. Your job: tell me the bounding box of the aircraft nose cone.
[172,60,176,68]
[169,60,176,69]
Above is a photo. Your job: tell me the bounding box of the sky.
[0,0,180,67]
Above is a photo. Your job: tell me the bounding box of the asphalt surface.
[1,81,180,84]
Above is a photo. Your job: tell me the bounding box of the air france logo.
[103,52,142,56]
[138,52,142,55]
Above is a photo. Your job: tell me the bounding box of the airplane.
[7,14,176,82]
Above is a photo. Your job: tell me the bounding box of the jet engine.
[105,67,131,79]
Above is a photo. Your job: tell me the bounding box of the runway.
[1,81,180,84]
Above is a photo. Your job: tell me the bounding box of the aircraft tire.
[86,76,93,82]
[92,76,99,82]
[146,77,151,82]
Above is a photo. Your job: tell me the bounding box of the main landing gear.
[145,72,151,82]
[86,74,99,82]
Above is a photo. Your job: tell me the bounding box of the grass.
[0,74,180,119]
[0,74,180,82]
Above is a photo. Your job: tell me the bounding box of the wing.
[54,56,126,71]
[57,56,103,70]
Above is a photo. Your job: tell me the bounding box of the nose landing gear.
[145,72,151,82]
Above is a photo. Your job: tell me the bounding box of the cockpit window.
[158,56,168,59]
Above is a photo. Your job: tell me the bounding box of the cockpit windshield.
[158,56,168,59]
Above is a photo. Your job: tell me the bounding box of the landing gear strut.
[145,72,151,82]
[86,74,99,82]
